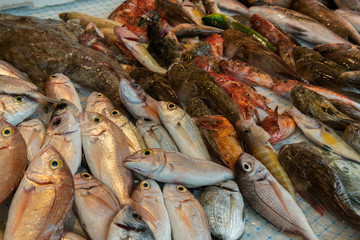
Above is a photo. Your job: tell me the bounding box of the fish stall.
[0,0,360,239]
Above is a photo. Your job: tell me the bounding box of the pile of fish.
[1,0,360,239]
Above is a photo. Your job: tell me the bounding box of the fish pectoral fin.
[268,179,291,217]
[284,23,307,37]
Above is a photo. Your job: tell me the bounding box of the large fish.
[235,153,319,240]
[4,145,74,240]
[18,119,45,163]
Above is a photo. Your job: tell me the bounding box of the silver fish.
[163,184,211,240]
[335,9,360,33]
[234,152,318,240]
[199,180,245,240]
[124,149,233,188]
[158,101,210,160]
[0,60,31,82]
[85,91,114,114]
[136,119,178,151]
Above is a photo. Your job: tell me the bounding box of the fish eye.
[14,96,24,103]
[342,167,349,174]
[132,212,142,221]
[1,127,14,137]
[242,162,252,172]
[96,93,103,98]
[81,173,92,179]
[141,180,150,189]
[133,81,140,88]
[176,185,187,192]
[284,80,288,83]
[142,149,152,156]
[49,158,63,170]
[52,117,62,126]
[243,128,250,134]
[167,102,177,110]
[111,110,120,116]
[50,75,57,78]
[92,114,103,123]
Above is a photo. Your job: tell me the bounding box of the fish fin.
[298,192,325,216]
[269,179,291,217]
[284,23,307,37]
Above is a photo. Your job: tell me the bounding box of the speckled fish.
[172,23,223,37]
[0,60,31,82]
[0,119,27,203]
[107,205,154,240]
[155,0,196,26]
[45,73,82,112]
[80,111,132,206]
[124,149,234,188]
[136,119,178,151]
[85,92,114,114]
[335,9,360,33]
[18,119,45,163]
[199,180,245,240]
[181,0,206,25]
[279,143,360,229]
[194,115,243,170]
[163,184,211,240]
[4,145,73,240]
[235,153,319,240]
[131,179,171,240]
[119,78,160,124]
[181,41,211,62]
[74,172,121,240]
[158,101,210,160]
[103,108,146,154]
[236,118,295,197]
[0,94,39,126]
[329,99,360,122]
[344,123,360,153]
[59,12,123,28]
[43,110,82,175]
[288,107,360,163]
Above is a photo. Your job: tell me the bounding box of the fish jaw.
[119,78,145,104]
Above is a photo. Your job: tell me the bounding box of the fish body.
[199,181,245,240]
[18,119,45,163]
[172,23,223,37]
[210,0,250,16]
[0,119,27,203]
[124,149,234,188]
[74,173,121,240]
[235,152,319,240]
[344,123,360,153]
[334,0,360,11]
[59,12,123,28]
[329,99,360,122]
[4,145,74,240]
[335,9,360,33]
[0,60,31,81]
[205,33,223,58]
[155,0,196,26]
[85,92,114,114]
[181,0,206,25]
[163,184,211,240]
[245,0,292,7]
[108,0,155,25]
[181,41,211,62]
[61,232,87,240]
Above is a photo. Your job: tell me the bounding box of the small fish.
[45,73,82,112]
[163,184,211,240]
[205,33,223,58]
[181,0,206,25]
[107,205,155,240]
[235,152,319,240]
[245,0,292,8]
[74,172,121,240]
[335,9,360,33]
[59,12,123,28]
[344,123,360,153]
[0,60,31,82]
[155,0,196,26]
[85,92,114,114]
[124,149,234,188]
[288,107,360,163]
[199,181,245,240]
[18,119,45,163]
[4,145,74,240]
[172,23,223,37]
[0,119,27,203]
[207,0,250,16]
[0,94,39,126]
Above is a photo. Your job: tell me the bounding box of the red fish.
[108,0,155,25]
[205,33,224,58]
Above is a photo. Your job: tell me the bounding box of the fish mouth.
[116,223,143,232]
[26,172,55,186]
[0,143,10,151]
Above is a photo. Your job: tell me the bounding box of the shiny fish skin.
[344,123,360,153]
[335,9,360,33]
[235,153,319,240]
[124,149,234,188]
[85,91,114,114]
[158,101,210,160]
[4,145,74,240]
[0,60,31,82]
[334,0,360,11]
[18,119,45,163]
[74,173,121,240]
[0,119,27,204]
[136,119,178,151]
[199,181,245,240]
[163,184,211,240]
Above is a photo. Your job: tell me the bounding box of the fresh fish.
[136,119,178,151]
[4,145,74,240]
[131,179,171,240]
[45,73,82,112]
[158,101,210,160]
[344,123,360,153]
[235,152,319,240]
[329,99,360,122]
[279,143,360,229]
[155,0,196,25]
[181,41,211,62]
[334,0,360,12]
[291,86,357,131]
[0,60,31,82]
[291,0,360,45]
[172,23,223,37]
[85,91,114,114]
[108,0,155,25]
[181,0,206,25]
[61,232,87,240]
[119,78,160,123]
[249,6,349,46]
[194,115,243,170]
[199,180,245,240]
[163,184,211,240]
[59,11,123,28]
[0,94,39,126]
[107,205,154,240]
[0,119,27,203]
[236,118,295,197]
[208,0,250,16]
[124,149,234,188]
[335,9,360,33]
[103,108,146,154]
[202,0,222,14]
[189,55,221,73]
[288,107,360,163]
[244,0,292,7]
[74,172,121,240]
[62,209,89,239]
[52,100,82,121]
[17,119,45,163]
[339,70,360,90]
[205,33,223,58]
[43,110,82,175]
[80,111,132,206]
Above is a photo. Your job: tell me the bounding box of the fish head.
[287,107,320,129]
[202,14,230,29]
[136,119,156,130]
[80,111,110,137]
[158,101,183,123]
[48,110,80,135]
[194,115,229,130]
[59,12,71,21]
[331,160,360,178]
[163,183,192,202]
[111,205,150,233]
[0,94,39,117]
[132,179,162,200]
[124,149,167,175]
[74,172,98,190]
[52,99,81,120]
[119,78,145,104]
[0,119,21,149]
[47,73,70,84]
[85,91,113,113]
[103,108,128,126]
[272,79,300,97]
[236,118,270,142]
[235,152,269,183]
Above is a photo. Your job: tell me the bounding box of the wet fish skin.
[61,232,87,240]
[0,60,31,82]
[181,0,206,25]
[278,143,360,229]
[172,23,223,37]
[234,152,319,240]
[18,118,45,163]
[244,0,292,7]
[163,184,211,240]
[4,145,74,240]
[85,91,114,114]
[344,123,360,153]
[181,41,211,62]
[329,99,360,122]
[199,180,245,240]
[333,0,360,12]
[205,33,223,58]
[155,0,196,26]
[74,172,121,240]
[124,149,234,188]
[189,55,221,73]
[335,9,360,33]
[0,119,27,203]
